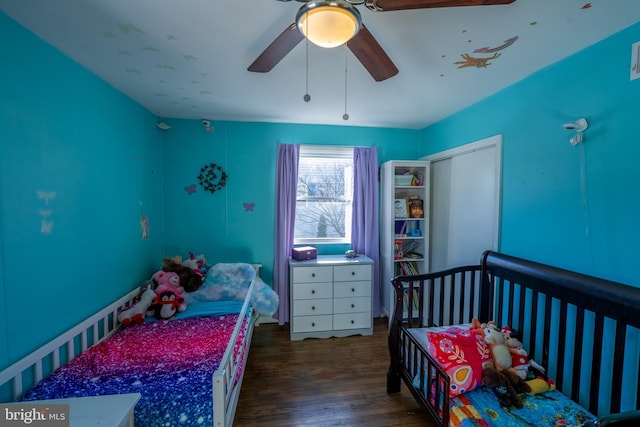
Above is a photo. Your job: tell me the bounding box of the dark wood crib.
[387,250,640,426]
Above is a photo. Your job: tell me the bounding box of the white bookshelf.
[380,160,431,319]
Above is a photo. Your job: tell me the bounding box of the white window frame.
[294,145,354,245]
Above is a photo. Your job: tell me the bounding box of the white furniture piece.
[289,254,374,341]
[5,393,141,427]
[380,160,431,319]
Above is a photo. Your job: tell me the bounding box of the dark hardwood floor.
[234,318,435,426]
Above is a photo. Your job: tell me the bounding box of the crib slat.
[467,271,476,321]
[572,307,585,402]
[437,277,444,326]
[542,295,552,371]
[528,290,539,359]
[496,277,505,326]
[427,278,435,327]
[610,321,626,413]
[81,330,88,352]
[555,301,568,390]
[589,313,605,414]
[417,280,425,327]
[448,274,456,325]
[458,271,467,324]
[517,286,525,336]
[507,280,515,327]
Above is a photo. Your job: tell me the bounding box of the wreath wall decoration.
[197,163,227,194]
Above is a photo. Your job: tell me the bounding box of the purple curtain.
[273,144,299,325]
[351,147,381,317]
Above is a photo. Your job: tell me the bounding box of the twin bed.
[0,262,272,427]
[388,250,640,426]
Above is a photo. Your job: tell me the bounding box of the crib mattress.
[407,327,598,427]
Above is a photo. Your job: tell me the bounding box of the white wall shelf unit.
[380,160,431,319]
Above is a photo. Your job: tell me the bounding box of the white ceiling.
[2,0,639,129]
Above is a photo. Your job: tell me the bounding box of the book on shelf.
[394,199,408,218]
[409,199,424,218]
[395,220,422,237]
[402,285,420,314]
[394,239,404,260]
[397,261,419,276]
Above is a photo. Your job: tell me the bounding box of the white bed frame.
[0,267,260,427]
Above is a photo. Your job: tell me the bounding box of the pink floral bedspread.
[22,315,245,426]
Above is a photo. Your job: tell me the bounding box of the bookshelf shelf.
[380,160,430,320]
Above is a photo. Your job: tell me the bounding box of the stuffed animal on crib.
[161,258,205,292]
[502,328,530,380]
[153,270,187,313]
[472,319,513,373]
[482,367,527,409]
[151,290,184,320]
[118,287,156,326]
[525,376,556,395]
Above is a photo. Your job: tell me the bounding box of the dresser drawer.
[292,266,333,283]
[333,264,371,282]
[333,312,372,330]
[292,282,332,300]
[333,296,371,314]
[293,298,333,316]
[291,315,333,333]
[333,281,371,298]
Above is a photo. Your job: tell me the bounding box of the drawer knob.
[311,273,316,277]
[312,322,315,327]
[351,288,355,292]
[351,320,355,324]
[311,290,315,294]
[312,306,315,310]
[351,271,355,276]
[351,304,355,308]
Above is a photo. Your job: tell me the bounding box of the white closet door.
[425,135,501,270]
[446,146,497,267]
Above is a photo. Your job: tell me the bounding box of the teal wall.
[0,10,420,380]
[420,22,640,288]
[0,13,165,374]
[159,120,420,283]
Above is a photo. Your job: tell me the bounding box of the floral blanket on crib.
[449,387,597,426]
[22,315,245,427]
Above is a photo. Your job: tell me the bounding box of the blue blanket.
[449,387,597,426]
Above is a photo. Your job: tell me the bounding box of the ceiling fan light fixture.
[296,1,362,48]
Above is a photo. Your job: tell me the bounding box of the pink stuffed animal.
[152,270,186,313]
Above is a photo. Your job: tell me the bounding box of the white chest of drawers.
[289,254,374,341]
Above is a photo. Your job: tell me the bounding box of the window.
[294,145,354,244]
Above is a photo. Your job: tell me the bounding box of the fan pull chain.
[343,45,349,121]
[303,14,311,103]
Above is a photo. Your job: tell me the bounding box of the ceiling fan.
[248,0,515,82]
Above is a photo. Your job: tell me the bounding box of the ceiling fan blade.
[365,0,515,12]
[248,23,304,72]
[347,25,398,82]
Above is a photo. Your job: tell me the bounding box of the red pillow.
[426,326,491,397]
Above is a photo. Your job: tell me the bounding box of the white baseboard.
[256,315,278,325]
